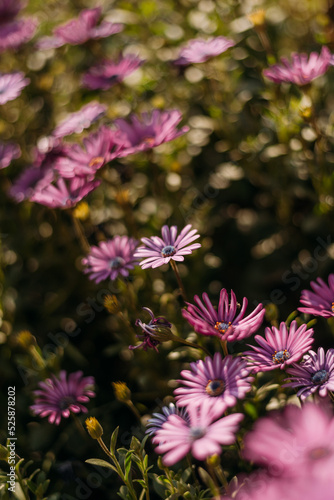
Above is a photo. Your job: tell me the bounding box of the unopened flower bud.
[112,381,131,402]
[103,295,120,314]
[85,417,103,440]
[248,9,266,27]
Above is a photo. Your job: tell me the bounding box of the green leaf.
[85,458,117,473]
[130,436,141,453]
[124,451,134,481]
[197,467,215,490]
[134,479,146,487]
[110,426,119,454]
[140,434,149,452]
[26,479,37,494]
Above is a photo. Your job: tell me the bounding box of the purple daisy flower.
[82,236,138,283]
[134,224,201,269]
[0,72,30,104]
[263,46,331,86]
[283,347,334,400]
[0,18,37,51]
[152,399,243,466]
[30,176,101,209]
[82,54,144,90]
[0,0,36,51]
[55,126,121,179]
[298,274,334,318]
[0,141,20,169]
[113,109,189,157]
[36,8,123,50]
[146,403,190,436]
[243,320,314,373]
[182,288,265,342]
[174,352,253,415]
[30,370,95,425]
[129,307,172,352]
[9,139,68,202]
[173,36,235,65]
[52,101,107,138]
[243,402,334,480]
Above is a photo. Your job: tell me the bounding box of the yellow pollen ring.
[89,156,105,168]
[214,321,232,334]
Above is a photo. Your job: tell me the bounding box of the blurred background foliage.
[1,0,334,497]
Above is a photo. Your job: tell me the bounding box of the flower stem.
[70,212,90,253]
[170,260,188,302]
[171,334,211,357]
[220,339,229,357]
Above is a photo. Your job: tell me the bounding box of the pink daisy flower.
[81,236,138,283]
[36,8,123,49]
[9,140,69,202]
[30,370,95,425]
[174,353,253,415]
[146,403,190,436]
[243,402,334,480]
[82,54,144,90]
[182,288,265,342]
[55,126,121,179]
[0,141,20,169]
[30,176,101,209]
[52,101,107,138]
[243,320,314,373]
[0,72,30,104]
[173,36,235,65]
[130,307,172,352]
[0,0,36,52]
[284,347,334,400]
[229,472,334,500]
[134,224,201,269]
[113,109,189,157]
[263,46,331,85]
[152,400,243,466]
[298,274,334,318]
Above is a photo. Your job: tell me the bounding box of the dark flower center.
[215,321,232,334]
[311,369,329,385]
[59,396,76,410]
[272,349,290,364]
[190,426,206,440]
[161,245,176,257]
[308,446,332,460]
[331,302,334,313]
[205,378,224,396]
[109,257,125,269]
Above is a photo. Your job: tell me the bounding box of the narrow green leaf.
[110,426,119,454]
[85,458,117,473]
[124,451,134,481]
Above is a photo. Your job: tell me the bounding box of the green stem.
[70,212,90,254]
[170,260,188,302]
[15,465,30,500]
[220,340,228,357]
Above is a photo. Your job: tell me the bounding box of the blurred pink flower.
[146,403,190,436]
[0,141,20,169]
[134,224,200,269]
[182,288,265,342]
[31,371,95,425]
[152,400,243,465]
[174,353,253,415]
[263,47,331,85]
[36,7,123,49]
[9,140,68,202]
[244,320,314,373]
[55,126,121,178]
[82,54,144,90]
[113,109,189,157]
[0,72,30,104]
[243,403,334,480]
[52,101,107,138]
[82,236,138,283]
[173,36,235,65]
[0,0,36,51]
[298,274,334,318]
[284,347,334,400]
[30,176,101,208]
